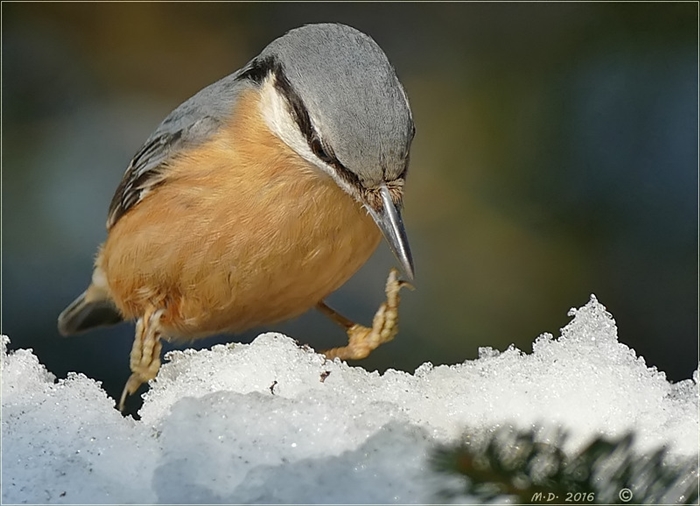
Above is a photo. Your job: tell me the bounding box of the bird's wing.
[106,71,252,229]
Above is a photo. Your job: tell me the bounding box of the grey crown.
[261,23,414,187]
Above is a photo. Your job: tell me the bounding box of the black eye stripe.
[260,60,313,146]
[239,56,315,144]
[237,57,275,85]
[242,56,369,193]
[310,136,334,164]
[269,61,366,189]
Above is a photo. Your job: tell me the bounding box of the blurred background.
[3,3,697,415]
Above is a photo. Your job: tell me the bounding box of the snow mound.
[2,295,698,503]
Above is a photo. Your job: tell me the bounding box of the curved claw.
[322,268,412,361]
[117,307,164,413]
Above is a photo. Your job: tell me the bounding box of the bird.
[57,23,415,411]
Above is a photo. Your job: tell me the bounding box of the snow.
[2,295,698,503]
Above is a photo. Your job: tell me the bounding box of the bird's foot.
[322,268,412,360]
[118,308,164,412]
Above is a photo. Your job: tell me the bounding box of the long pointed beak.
[366,184,414,281]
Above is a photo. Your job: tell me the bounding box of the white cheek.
[258,77,311,161]
[257,77,360,200]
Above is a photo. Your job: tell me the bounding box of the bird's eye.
[311,137,334,164]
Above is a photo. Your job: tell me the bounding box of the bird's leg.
[320,268,413,360]
[118,307,164,412]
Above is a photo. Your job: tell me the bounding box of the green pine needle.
[431,427,698,504]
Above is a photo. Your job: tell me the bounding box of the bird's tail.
[57,271,124,336]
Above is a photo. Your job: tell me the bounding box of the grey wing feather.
[106,70,254,229]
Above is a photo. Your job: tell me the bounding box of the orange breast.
[98,88,381,339]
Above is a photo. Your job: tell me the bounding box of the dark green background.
[2,3,697,415]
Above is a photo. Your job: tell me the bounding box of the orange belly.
[97,89,381,339]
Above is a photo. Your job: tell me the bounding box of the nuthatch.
[57,23,415,411]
